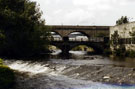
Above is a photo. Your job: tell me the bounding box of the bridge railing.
[89,37,104,42]
[49,37,105,42]
[69,38,88,41]
[49,37,63,41]
[69,37,104,42]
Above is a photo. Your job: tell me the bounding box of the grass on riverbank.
[0,58,15,89]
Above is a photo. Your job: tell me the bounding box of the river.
[4,51,135,89]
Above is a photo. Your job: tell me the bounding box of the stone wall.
[50,25,110,38]
[110,21,135,50]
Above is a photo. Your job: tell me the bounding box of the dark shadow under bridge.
[50,37,109,55]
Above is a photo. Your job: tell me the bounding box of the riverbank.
[0,58,15,89]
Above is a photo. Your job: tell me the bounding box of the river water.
[4,51,135,89]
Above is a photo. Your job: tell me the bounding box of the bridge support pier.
[60,37,70,56]
[61,44,70,55]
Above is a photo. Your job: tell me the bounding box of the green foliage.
[129,27,135,38]
[114,45,126,57]
[0,0,50,57]
[0,65,15,89]
[0,58,3,65]
[116,16,129,25]
[111,31,119,50]
[111,31,127,57]
[72,45,94,52]
[126,50,135,58]
[111,30,135,58]
[103,48,112,56]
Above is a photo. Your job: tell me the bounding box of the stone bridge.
[48,25,110,54]
[50,37,109,54]
[50,25,110,38]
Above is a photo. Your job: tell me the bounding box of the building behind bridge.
[110,21,135,51]
[48,22,135,54]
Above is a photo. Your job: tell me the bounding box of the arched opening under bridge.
[48,45,62,55]
[69,45,95,55]
[70,45,94,52]
[69,43,104,54]
[50,31,63,41]
[68,32,89,41]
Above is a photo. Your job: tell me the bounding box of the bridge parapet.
[50,37,105,43]
[49,25,110,37]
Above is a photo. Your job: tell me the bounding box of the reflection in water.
[4,50,135,89]
[50,50,62,55]
[50,50,135,68]
[50,50,88,59]
[110,57,135,68]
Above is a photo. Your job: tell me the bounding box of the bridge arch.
[69,43,104,54]
[68,31,90,38]
[50,31,63,37]
[48,45,61,51]
[68,31,89,41]
[50,31,63,41]
[49,43,64,52]
[50,41,105,54]
[71,45,94,52]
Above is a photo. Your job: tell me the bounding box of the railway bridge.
[49,25,110,54]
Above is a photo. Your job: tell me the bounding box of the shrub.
[113,45,126,57]
[0,58,3,65]
[0,65,15,89]
[103,49,112,56]
[126,50,135,58]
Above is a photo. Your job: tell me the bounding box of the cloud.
[31,0,135,25]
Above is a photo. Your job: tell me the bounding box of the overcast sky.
[31,0,135,26]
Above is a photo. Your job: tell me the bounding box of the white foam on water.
[6,60,50,74]
[4,59,135,89]
[69,51,87,55]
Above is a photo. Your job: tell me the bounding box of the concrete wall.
[110,21,135,50]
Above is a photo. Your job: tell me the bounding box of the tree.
[0,0,50,57]
[111,31,126,56]
[116,16,129,25]
[111,31,119,50]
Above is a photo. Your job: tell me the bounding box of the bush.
[103,49,112,56]
[113,45,126,57]
[0,58,3,65]
[126,50,135,58]
[0,65,15,89]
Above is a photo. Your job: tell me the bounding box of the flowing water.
[4,51,135,89]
